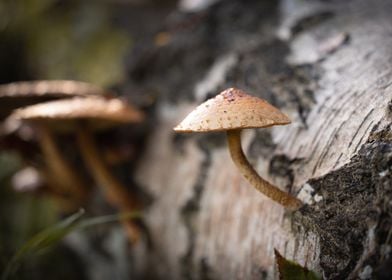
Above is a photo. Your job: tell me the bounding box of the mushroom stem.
[227,130,302,210]
[76,125,140,242]
[39,125,89,203]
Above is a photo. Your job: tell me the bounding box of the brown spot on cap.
[174,87,290,133]
[222,87,246,102]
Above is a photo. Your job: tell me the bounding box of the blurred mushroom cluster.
[0,80,145,242]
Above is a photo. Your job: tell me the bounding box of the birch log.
[126,0,392,278]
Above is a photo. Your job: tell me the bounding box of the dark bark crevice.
[290,11,335,38]
[180,140,213,280]
[295,124,392,279]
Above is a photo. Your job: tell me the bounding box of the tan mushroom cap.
[13,96,144,132]
[174,88,291,132]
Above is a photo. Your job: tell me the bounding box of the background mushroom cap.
[0,80,107,98]
[174,88,291,132]
[0,80,109,120]
[13,96,144,132]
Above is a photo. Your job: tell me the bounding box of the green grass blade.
[76,211,140,229]
[1,209,140,280]
[2,209,85,280]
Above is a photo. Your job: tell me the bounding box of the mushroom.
[0,80,109,120]
[0,80,110,211]
[174,88,302,210]
[14,96,145,241]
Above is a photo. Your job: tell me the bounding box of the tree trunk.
[125,0,392,278]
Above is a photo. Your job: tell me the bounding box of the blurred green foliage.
[275,249,321,280]
[0,152,21,179]
[0,0,133,277]
[0,0,131,86]
[0,152,58,272]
